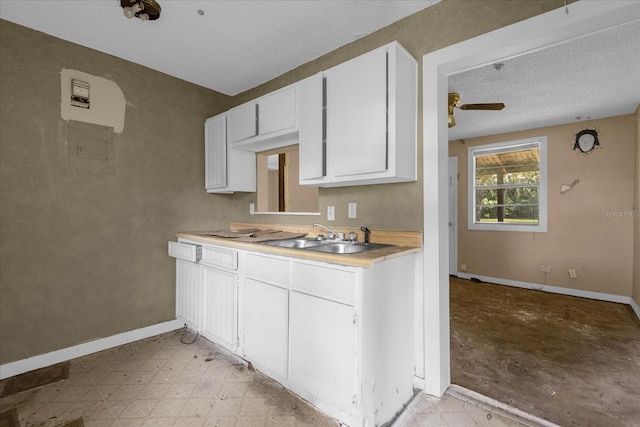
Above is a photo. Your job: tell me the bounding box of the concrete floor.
[450,277,640,427]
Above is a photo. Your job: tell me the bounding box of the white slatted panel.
[202,267,237,351]
[175,259,202,330]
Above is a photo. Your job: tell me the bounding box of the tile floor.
[1,330,527,427]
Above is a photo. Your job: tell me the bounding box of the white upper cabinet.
[257,86,297,135]
[327,46,388,178]
[205,114,256,194]
[298,73,324,181]
[229,84,299,152]
[226,102,257,144]
[299,41,417,187]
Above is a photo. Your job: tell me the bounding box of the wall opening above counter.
[256,145,319,215]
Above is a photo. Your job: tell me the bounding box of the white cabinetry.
[243,253,290,379]
[170,241,240,352]
[229,85,299,152]
[169,241,203,331]
[205,114,255,194]
[289,291,357,418]
[257,86,297,135]
[175,259,203,331]
[243,278,289,378]
[299,41,417,187]
[202,267,237,351]
[227,102,257,144]
[241,251,416,427]
[170,238,417,427]
[201,245,239,352]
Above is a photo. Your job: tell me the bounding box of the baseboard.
[0,319,183,380]
[447,385,560,427]
[630,297,640,320]
[455,272,635,305]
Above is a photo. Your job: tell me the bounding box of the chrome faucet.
[360,226,371,244]
[313,223,344,240]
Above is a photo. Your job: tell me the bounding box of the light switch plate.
[327,206,335,221]
[348,203,357,219]
[249,203,255,215]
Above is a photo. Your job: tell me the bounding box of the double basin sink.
[262,238,390,255]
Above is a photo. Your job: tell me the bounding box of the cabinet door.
[289,291,357,415]
[205,113,256,194]
[258,86,297,136]
[202,266,237,351]
[175,259,202,331]
[227,101,257,144]
[326,46,387,178]
[205,115,227,190]
[298,73,324,181]
[243,278,289,379]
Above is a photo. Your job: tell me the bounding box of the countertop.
[176,222,422,268]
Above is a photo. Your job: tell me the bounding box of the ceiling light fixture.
[120,0,161,21]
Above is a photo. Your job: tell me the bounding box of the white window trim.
[467,136,548,232]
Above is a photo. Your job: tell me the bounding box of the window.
[468,137,547,232]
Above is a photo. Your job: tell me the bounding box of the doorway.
[420,0,639,398]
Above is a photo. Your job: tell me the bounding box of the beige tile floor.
[1,330,526,427]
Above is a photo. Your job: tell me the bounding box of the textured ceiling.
[0,0,438,96]
[1,1,637,139]
[448,19,640,140]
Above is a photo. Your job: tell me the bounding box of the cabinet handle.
[322,76,327,177]
[255,103,259,136]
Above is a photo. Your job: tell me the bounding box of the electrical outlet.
[540,265,552,273]
[249,203,255,215]
[461,264,467,272]
[327,206,335,221]
[568,268,578,278]
[348,202,357,219]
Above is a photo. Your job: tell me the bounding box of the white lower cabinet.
[202,266,238,352]
[243,278,289,379]
[242,252,416,427]
[289,291,357,419]
[171,240,416,427]
[175,259,203,331]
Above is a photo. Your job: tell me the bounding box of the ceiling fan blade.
[458,103,505,111]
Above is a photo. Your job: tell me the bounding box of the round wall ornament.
[573,129,599,153]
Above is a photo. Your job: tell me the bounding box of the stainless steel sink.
[262,238,327,249]
[263,238,390,254]
[305,242,390,254]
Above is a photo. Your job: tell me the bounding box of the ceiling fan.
[448,92,505,128]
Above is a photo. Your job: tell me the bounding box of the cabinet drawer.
[292,262,356,305]
[168,241,201,262]
[245,253,290,285]
[201,245,238,270]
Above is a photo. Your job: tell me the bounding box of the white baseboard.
[447,385,560,427]
[630,297,640,320]
[455,272,638,312]
[0,319,183,380]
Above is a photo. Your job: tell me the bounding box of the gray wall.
[0,20,234,364]
[0,0,569,364]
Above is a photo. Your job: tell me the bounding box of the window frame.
[467,136,548,232]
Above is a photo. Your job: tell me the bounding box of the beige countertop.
[176,222,422,268]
